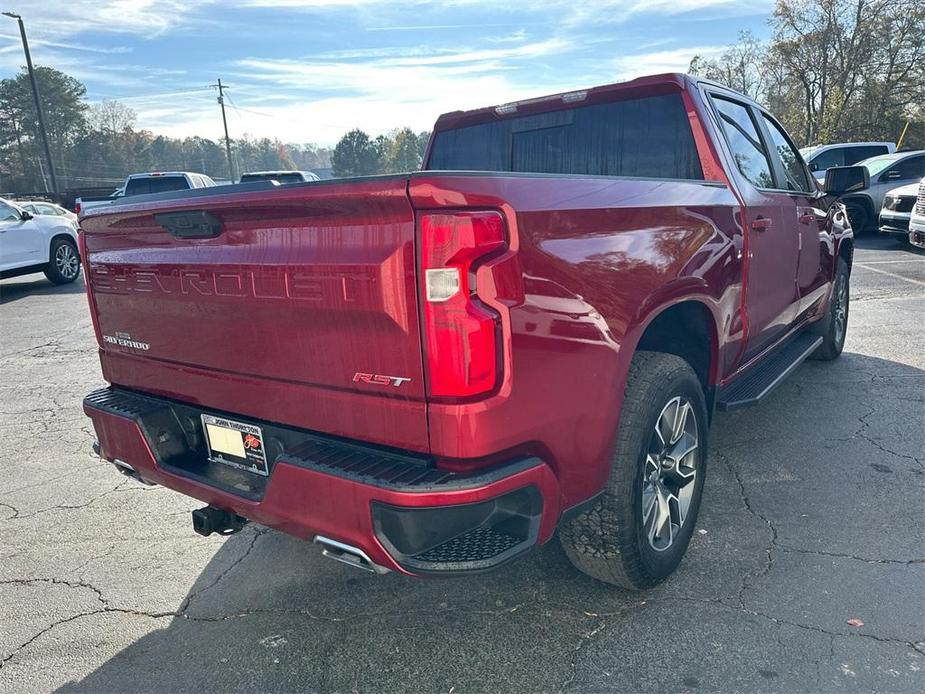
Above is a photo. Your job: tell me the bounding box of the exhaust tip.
[313,535,389,575]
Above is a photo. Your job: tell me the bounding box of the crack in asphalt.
[0,464,108,498]
[713,449,777,609]
[178,526,269,614]
[3,569,923,675]
[855,404,925,471]
[777,545,925,566]
[1,481,129,521]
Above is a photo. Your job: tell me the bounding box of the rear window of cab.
[427,93,704,181]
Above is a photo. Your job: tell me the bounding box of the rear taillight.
[75,201,81,215]
[420,211,510,399]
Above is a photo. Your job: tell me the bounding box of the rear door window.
[711,96,775,188]
[760,113,813,192]
[843,145,889,164]
[427,93,704,180]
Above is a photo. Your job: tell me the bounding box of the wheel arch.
[48,231,80,258]
[840,193,876,229]
[628,297,720,410]
[836,236,854,272]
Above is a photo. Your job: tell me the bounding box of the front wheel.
[844,201,869,235]
[44,237,81,285]
[559,352,708,589]
[811,257,849,361]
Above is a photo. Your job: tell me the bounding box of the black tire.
[559,352,708,589]
[44,237,81,285]
[811,257,849,361]
[844,201,869,235]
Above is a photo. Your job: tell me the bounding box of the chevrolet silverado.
[80,74,858,589]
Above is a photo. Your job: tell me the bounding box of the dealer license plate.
[201,414,269,476]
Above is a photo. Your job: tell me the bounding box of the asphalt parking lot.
[0,235,923,693]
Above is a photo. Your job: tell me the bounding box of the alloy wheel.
[833,272,848,345]
[56,243,79,280]
[641,396,699,552]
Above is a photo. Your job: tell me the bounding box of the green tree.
[0,66,88,189]
[332,129,383,177]
[287,142,333,170]
[416,131,431,161]
[383,127,423,172]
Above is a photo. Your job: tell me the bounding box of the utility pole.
[212,78,235,182]
[3,12,58,195]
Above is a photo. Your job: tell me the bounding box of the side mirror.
[824,165,869,195]
[809,161,819,172]
[19,210,33,221]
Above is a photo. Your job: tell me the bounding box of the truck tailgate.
[79,177,428,452]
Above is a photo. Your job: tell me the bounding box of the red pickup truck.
[81,73,859,589]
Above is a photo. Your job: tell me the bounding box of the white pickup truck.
[76,172,215,215]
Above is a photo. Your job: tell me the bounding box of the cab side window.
[760,113,813,192]
[811,148,844,170]
[882,155,925,182]
[712,96,775,189]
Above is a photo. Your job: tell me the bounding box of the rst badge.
[353,372,412,387]
[102,331,150,351]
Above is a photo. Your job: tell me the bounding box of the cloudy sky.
[0,0,773,146]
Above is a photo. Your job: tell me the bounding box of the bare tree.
[771,0,925,145]
[689,31,768,100]
[691,0,925,148]
[88,100,136,134]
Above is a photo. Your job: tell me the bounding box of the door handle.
[751,217,772,231]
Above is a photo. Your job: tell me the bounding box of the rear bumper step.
[717,332,822,411]
[83,387,560,576]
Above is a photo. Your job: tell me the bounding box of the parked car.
[76,173,215,215]
[239,170,320,184]
[839,150,925,232]
[14,200,78,225]
[799,142,895,184]
[80,73,855,590]
[878,182,919,242]
[910,179,925,249]
[0,197,81,284]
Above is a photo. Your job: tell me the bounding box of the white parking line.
[853,263,925,286]
[854,259,925,265]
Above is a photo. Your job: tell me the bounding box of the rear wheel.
[811,257,849,361]
[559,352,708,589]
[44,237,81,284]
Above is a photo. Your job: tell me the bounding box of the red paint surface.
[81,73,850,547]
[85,406,560,574]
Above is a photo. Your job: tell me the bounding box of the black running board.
[716,333,822,411]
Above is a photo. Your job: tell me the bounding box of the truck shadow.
[55,352,925,693]
[0,274,86,304]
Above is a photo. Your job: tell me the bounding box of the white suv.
[0,197,81,284]
[910,179,925,249]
